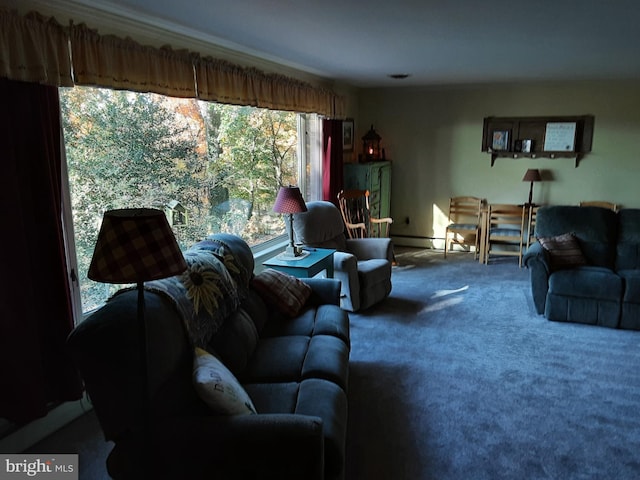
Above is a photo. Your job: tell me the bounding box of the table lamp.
[88,208,187,441]
[273,186,308,258]
[522,169,542,206]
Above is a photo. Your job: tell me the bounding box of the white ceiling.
[30,0,640,87]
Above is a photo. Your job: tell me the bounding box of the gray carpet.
[346,248,640,480]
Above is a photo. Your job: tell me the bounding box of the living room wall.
[356,80,640,247]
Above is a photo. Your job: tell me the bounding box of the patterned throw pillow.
[251,269,312,317]
[537,232,587,271]
[192,348,257,415]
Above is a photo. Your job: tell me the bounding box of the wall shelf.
[482,115,594,167]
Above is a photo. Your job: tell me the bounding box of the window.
[60,86,319,313]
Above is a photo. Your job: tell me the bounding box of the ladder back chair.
[579,200,618,212]
[484,203,526,265]
[337,189,393,239]
[444,196,484,259]
[519,204,539,267]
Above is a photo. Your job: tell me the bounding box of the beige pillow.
[537,232,587,271]
[192,348,257,415]
[251,268,312,317]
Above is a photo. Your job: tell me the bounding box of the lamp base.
[277,248,310,261]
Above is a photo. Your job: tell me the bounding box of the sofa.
[292,200,393,312]
[523,205,640,329]
[67,233,350,480]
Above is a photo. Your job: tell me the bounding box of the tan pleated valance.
[70,23,196,98]
[0,10,73,86]
[0,9,344,116]
[196,57,338,115]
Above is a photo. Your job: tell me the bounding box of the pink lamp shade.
[273,186,308,214]
[88,208,187,284]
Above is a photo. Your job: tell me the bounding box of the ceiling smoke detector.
[388,74,411,80]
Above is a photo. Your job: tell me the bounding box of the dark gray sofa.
[67,233,350,480]
[523,205,640,329]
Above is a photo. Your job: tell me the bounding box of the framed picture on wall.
[492,130,510,151]
[342,119,354,152]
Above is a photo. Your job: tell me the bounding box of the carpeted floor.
[25,247,640,479]
[346,248,640,480]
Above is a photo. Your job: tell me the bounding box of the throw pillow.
[537,232,587,270]
[192,348,257,415]
[251,268,312,317]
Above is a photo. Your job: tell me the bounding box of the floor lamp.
[273,186,308,258]
[87,208,187,451]
[522,169,542,206]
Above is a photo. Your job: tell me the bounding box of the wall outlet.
[405,216,410,225]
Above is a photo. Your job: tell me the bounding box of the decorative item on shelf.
[521,139,533,153]
[361,124,382,162]
[88,208,187,453]
[522,169,542,206]
[544,122,576,152]
[273,185,308,258]
[491,130,510,151]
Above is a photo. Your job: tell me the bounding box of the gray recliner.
[293,201,393,312]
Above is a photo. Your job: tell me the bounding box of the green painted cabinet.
[343,161,392,235]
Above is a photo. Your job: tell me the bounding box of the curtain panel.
[0,10,73,86]
[0,78,83,424]
[322,119,344,205]
[1,9,345,116]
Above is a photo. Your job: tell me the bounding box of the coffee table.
[263,248,335,278]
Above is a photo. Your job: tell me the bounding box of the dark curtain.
[0,78,83,424]
[322,119,344,206]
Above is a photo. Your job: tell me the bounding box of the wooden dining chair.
[337,189,393,239]
[519,204,539,267]
[579,201,618,212]
[484,203,526,265]
[444,196,484,259]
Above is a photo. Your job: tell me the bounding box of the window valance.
[0,9,344,116]
[0,11,73,86]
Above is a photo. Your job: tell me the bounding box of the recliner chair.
[292,201,393,312]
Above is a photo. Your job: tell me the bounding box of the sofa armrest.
[523,242,551,315]
[108,414,325,480]
[346,237,394,263]
[303,278,341,306]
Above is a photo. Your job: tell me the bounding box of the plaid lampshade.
[88,208,187,284]
[273,186,308,214]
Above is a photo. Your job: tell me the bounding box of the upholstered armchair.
[292,201,393,312]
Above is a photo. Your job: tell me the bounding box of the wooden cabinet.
[343,161,392,228]
[482,115,594,167]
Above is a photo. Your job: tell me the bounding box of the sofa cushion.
[261,304,350,346]
[243,336,310,383]
[537,232,587,271]
[242,335,350,391]
[207,308,259,377]
[535,206,617,268]
[251,269,312,317]
[548,266,621,300]
[192,348,257,415]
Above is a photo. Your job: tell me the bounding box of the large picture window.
[60,86,317,312]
